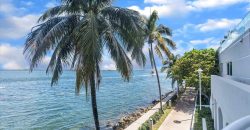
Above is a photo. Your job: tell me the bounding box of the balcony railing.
[223,115,250,130]
[220,12,250,53]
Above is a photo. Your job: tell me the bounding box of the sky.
[0,0,249,70]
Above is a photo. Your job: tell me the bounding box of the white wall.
[211,75,250,130]
[219,30,250,84]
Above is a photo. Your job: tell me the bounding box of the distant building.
[211,12,250,130]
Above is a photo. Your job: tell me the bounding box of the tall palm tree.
[23,0,146,129]
[146,11,176,112]
[161,54,180,90]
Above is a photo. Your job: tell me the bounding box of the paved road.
[158,87,196,130]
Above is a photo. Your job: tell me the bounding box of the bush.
[171,49,219,96]
[138,103,171,130]
[194,107,214,130]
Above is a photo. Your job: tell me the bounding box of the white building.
[211,12,250,130]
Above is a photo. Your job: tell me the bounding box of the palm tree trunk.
[150,43,163,113]
[148,48,154,73]
[90,74,100,130]
[171,79,174,90]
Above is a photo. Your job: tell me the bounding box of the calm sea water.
[0,70,172,130]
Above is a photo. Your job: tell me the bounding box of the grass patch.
[138,96,178,130]
[138,104,171,130]
[194,107,214,130]
[152,107,171,130]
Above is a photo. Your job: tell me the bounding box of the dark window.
[229,62,232,76]
[227,62,233,76]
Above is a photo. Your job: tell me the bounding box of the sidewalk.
[125,92,176,130]
[158,87,196,130]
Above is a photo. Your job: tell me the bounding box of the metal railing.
[223,115,250,130]
[190,90,198,130]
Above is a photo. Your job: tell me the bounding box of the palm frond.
[147,10,158,34]
[163,37,176,50]
[73,11,103,93]
[157,24,172,36]
[154,45,163,60]
[156,38,172,58]
[101,7,146,66]
[38,6,65,22]
[103,30,132,81]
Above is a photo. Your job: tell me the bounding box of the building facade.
[211,12,250,130]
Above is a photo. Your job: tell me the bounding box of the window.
[227,62,232,76]
[229,62,232,75]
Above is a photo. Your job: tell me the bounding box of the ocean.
[0,70,172,130]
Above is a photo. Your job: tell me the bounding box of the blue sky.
[0,0,249,70]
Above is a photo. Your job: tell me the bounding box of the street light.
[197,68,203,110]
[182,80,186,89]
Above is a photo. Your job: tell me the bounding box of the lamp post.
[197,68,203,110]
[182,80,186,89]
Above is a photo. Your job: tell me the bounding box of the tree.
[161,54,180,90]
[23,0,146,129]
[145,11,176,112]
[171,49,219,96]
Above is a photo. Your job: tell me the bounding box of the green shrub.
[138,103,171,130]
[194,107,214,130]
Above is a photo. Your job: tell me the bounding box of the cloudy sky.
[0,0,249,70]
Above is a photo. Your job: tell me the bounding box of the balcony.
[210,75,250,130]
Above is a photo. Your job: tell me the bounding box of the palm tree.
[146,11,176,112]
[161,54,180,90]
[23,0,146,129]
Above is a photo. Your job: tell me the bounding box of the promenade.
[158,87,196,130]
[124,92,176,130]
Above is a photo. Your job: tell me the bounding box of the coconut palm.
[23,0,146,129]
[146,10,176,112]
[161,54,180,90]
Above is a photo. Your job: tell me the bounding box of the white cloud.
[207,44,220,49]
[129,0,250,18]
[43,56,51,65]
[144,0,248,8]
[46,1,58,8]
[190,0,249,9]
[128,0,194,18]
[0,0,40,39]
[190,38,218,45]
[23,1,34,6]
[196,18,241,32]
[171,40,194,55]
[0,44,52,70]
[190,37,220,49]
[175,18,241,38]
[144,0,169,4]
[2,61,23,70]
[0,14,40,39]
[0,44,27,70]
[102,64,116,70]
[246,4,250,11]
[0,0,16,14]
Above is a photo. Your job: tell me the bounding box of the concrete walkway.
[158,87,196,130]
[125,92,176,130]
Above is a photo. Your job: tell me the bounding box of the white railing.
[190,90,198,130]
[223,115,250,130]
[202,118,207,130]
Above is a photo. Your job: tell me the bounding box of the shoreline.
[108,91,173,130]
